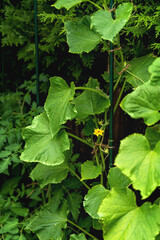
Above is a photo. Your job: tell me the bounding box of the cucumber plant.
[20,1,160,239]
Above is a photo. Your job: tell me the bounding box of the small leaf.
[0,219,19,234]
[115,133,160,198]
[20,112,70,166]
[11,207,29,217]
[83,185,109,219]
[0,150,11,158]
[91,3,133,42]
[82,117,95,136]
[26,200,68,240]
[81,161,101,180]
[98,188,160,240]
[108,167,131,189]
[64,16,101,54]
[70,233,87,240]
[44,77,76,137]
[30,162,69,188]
[53,0,84,10]
[0,157,11,173]
[67,192,83,222]
[74,78,110,119]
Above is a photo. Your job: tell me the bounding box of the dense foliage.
[1,0,160,239]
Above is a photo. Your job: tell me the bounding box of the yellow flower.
[93,129,104,137]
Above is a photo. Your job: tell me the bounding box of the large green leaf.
[30,162,69,188]
[91,3,133,42]
[64,16,101,54]
[83,185,109,219]
[98,188,160,240]
[148,58,160,86]
[108,167,131,189]
[74,78,110,119]
[26,200,68,240]
[81,160,101,180]
[125,54,156,88]
[44,77,76,137]
[20,112,70,166]
[115,133,160,198]
[121,82,160,125]
[53,0,85,10]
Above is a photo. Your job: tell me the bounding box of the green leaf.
[20,112,70,166]
[30,162,69,188]
[82,117,95,136]
[145,124,160,149]
[121,82,160,126]
[11,207,29,217]
[70,233,87,240]
[74,78,110,119]
[44,77,76,137]
[125,54,156,88]
[108,167,131,189]
[0,219,19,234]
[0,150,11,158]
[81,161,101,180]
[53,0,84,10]
[83,185,109,219]
[0,157,11,173]
[64,16,101,54]
[67,192,83,222]
[98,188,160,240]
[19,234,26,240]
[0,177,21,195]
[26,200,68,240]
[91,3,133,42]
[148,58,160,86]
[115,133,160,198]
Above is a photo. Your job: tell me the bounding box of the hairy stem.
[87,0,102,10]
[68,132,94,148]
[75,87,109,100]
[126,70,145,84]
[67,219,98,240]
[68,166,90,190]
[114,78,127,114]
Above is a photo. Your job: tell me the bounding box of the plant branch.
[68,132,94,148]
[68,166,90,190]
[87,0,102,10]
[75,87,109,100]
[114,78,127,114]
[67,219,98,240]
[125,70,145,84]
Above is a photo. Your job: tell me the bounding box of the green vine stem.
[114,73,123,91]
[68,166,90,190]
[125,70,145,84]
[68,132,94,148]
[114,78,127,114]
[87,0,102,10]
[47,183,52,202]
[67,219,98,240]
[75,87,109,100]
[41,189,46,205]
